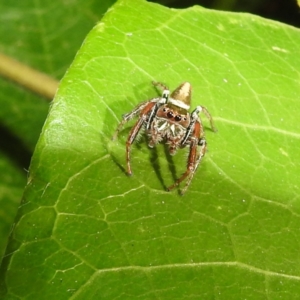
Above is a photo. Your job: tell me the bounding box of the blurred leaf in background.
[0,0,116,260]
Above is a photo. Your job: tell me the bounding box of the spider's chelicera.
[112,82,216,194]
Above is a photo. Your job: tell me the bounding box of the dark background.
[152,0,300,27]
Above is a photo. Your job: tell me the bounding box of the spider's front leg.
[152,81,169,98]
[201,106,217,133]
[112,100,151,141]
[125,115,147,175]
[113,101,158,176]
[180,138,207,195]
[167,120,206,194]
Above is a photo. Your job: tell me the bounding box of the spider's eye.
[163,108,167,112]
[175,115,182,122]
[167,111,174,118]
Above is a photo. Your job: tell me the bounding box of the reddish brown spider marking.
[112,82,216,195]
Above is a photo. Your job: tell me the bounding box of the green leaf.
[2,0,300,298]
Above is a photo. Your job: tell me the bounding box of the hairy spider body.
[112,82,216,194]
[147,104,190,153]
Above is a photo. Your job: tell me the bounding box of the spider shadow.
[110,131,156,178]
[110,151,127,176]
[149,143,178,191]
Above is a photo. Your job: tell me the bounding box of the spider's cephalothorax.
[112,82,216,194]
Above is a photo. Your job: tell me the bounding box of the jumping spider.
[112,82,216,194]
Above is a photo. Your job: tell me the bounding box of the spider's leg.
[152,81,169,93]
[166,137,198,192]
[112,100,153,141]
[180,138,207,195]
[181,106,201,145]
[200,106,217,132]
[125,117,145,175]
[167,120,204,194]
[146,97,167,130]
[125,102,157,175]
